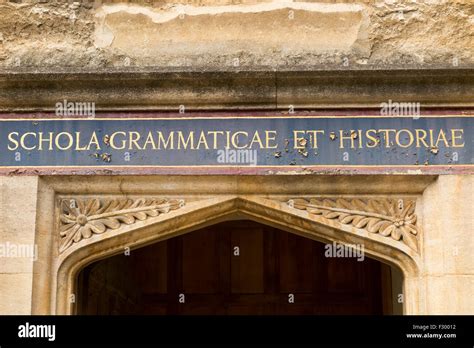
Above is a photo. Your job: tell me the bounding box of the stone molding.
[56,194,420,255]
[0,68,473,111]
[287,198,419,251]
[31,176,428,315]
[59,197,185,253]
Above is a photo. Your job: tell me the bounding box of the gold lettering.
[157,132,174,150]
[378,129,396,148]
[7,132,19,151]
[451,129,465,148]
[265,130,278,149]
[20,132,37,150]
[55,132,73,151]
[231,131,248,149]
[110,132,126,150]
[225,131,231,149]
[415,129,429,148]
[128,131,142,150]
[38,132,53,151]
[366,129,378,148]
[88,132,101,150]
[196,131,209,150]
[75,132,87,151]
[177,131,195,150]
[143,131,157,150]
[339,130,356,149]
[429,130,435,147]
[249,131,264,149]
[435,129,449,148]
[306,130,325,149]
[293,130,306,149]
[207,131,224,149]
[395,129,414,148]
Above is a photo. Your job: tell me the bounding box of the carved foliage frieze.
[59,198,185,253]
[287,198,420,251]
[57,195,419,254]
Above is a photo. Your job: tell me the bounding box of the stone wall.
[420,176,474,314]
[0,0,472,70]
[0,0,472,316]
[0,175,473,314]
[0,177,38,314]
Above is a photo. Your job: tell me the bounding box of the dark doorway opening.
[77,220,399,315]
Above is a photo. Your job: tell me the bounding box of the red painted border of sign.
[0,165,472,176]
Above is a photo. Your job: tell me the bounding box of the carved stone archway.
[56,196,421,315]
[31,176,429,315]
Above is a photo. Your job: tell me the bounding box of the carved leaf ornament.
[59,198,185,253]
[287,198,419,251]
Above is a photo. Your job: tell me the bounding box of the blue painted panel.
[0,116,471,167]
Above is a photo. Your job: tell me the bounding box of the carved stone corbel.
[287,198,420,251]
[58,198,185,253]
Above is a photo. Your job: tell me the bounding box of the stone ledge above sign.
[0,69,473,112]
[287,198,420,252]
[59,197,185,253]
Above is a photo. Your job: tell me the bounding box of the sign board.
[0,114,472,175]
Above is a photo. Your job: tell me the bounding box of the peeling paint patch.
[94,21,115,48]
[95,2,367,24]
[93,1,370,58]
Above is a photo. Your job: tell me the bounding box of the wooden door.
[78,220,388,315]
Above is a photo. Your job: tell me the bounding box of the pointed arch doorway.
[32,176,427,315]
[76,219,403,315]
